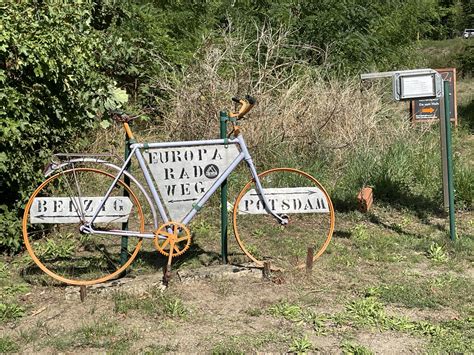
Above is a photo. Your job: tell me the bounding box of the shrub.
[0,2,126,252]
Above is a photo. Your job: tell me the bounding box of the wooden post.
[306,247,314,273]
[80,285,87,302]
[263,261,271,280]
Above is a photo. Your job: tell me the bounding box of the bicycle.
[22,96,335,286]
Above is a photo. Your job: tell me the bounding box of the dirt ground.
[1,206,473,354]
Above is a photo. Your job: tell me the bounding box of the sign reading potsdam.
[146,144,240,221]
[238,188,330,214]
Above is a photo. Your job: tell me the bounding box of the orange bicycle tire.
[22,168,144,286]
[233,168,335,269]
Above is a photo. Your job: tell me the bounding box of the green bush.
[0,2,125,252]
[457,41,474,78]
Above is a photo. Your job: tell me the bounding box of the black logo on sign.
[204,164,219,179]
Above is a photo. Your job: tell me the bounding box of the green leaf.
[99,120,111,129]
[111,87,128,104]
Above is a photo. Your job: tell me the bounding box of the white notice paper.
[401,75,434,99]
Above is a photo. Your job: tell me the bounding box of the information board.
[146,144,240,221]
[411,68,457,125]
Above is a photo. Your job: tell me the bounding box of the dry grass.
[143,24,429,175]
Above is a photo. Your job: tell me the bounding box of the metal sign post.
[219,111,229,263]
[361,68,456,241]
[120,132,132,272]
[439,86,450,209]
[442,81,456,240]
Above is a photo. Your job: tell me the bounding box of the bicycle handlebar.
[230,95,256,119]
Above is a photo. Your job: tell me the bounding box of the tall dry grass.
[147,26,428,181]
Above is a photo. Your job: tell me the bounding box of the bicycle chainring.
[153,221,191,257]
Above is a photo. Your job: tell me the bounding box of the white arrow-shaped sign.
[30,197,133,224]
[238,187,329,214]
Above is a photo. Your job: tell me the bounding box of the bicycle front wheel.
[233,168,335,270]
[22,168,144,285]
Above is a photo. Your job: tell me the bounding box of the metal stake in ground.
[220,111,229,264]
[120,131,132,274]
[442,81,456,240]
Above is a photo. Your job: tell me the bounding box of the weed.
[304,311,329,335]
[426,242,449,262]
[389,254,407,262]
[0,262,8,278]
[341,341,373,355]
[332,294,474,353]
[343,297,387,328]
[35,238,75,260]
[268,301,303,322]
[252,229,265,238]
[2,283,29,296]
[244,307,263,317]
[268,301,329,335]
[163,297,188,318]
[0,303,25,322]
[192,220,214,239]
[288,335,313,353]
[211,344,245,355]
[427,318,474,353]
[113,291,155,316]
[351,224,370,241]
[0,336,19,353]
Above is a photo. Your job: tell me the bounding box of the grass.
[47,320,140,352]
[366,274,473,312]
[113,288,188,319]
[2,203,473,353]
[0,336,19,353]
[140,344,175,354]
[266,288,473,353]
[0,303,25,323]
[210,331,288,354]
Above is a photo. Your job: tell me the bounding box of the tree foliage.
[0,1,126,251]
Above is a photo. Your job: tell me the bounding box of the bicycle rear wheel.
[233,168,335,270]
[22,168,144,285]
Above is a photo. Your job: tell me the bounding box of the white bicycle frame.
[74,134,285,240]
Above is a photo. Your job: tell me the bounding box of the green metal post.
[443,81,456,241]
[120,133,131,270]
[220,111,228,263]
